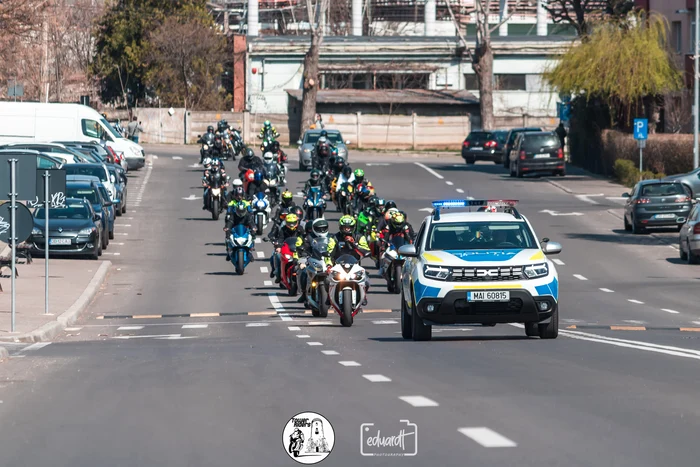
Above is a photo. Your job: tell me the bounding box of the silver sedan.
[679,203,700,263]
[296,129,350,171]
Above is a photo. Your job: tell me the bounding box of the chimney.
[499,0,509,36]
[425,0,436,36]
[352,0,362,36]
[248,0,259,36]
[536,0,547,36]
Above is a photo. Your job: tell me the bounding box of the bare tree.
[445,1,513,131]
[300,0,330,135]
[664,92,692,134]
[542,0,634,37]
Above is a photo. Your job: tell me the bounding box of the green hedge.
[613,159,667,187]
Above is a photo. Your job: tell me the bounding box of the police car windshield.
[427,222,536,250]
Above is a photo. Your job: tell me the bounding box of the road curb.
[0,346,8,361]
[546,179,575,194]
[0,261,112,344]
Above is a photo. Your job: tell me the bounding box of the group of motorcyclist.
[202,119,417,312]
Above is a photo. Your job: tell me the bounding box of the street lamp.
[677,6,699,168]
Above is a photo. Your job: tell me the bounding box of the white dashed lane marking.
[339,361,361,367]
[399,396,439,407]
[264,280,273,286]
[446,181,454,186]
[599,288,614,293]
[628,299,644,304]
[458,427,517,448]
[363,374,391,382]
[552,259,565,265]
[296,335,310,338]
[573,274,588,281]
[322,350,339,355]
[662,309,680,314]
[260,266,269,273]
[117,326,144,331]
[306,342,323,346]
[373,320,398,324]
[256,251,265,258]
[456,188,465,194]
[288,326,301,331]
[182,324,208,329]
[246,323,270,327]
[255,237,261,244]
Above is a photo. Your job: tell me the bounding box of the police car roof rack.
[431,199,521,221]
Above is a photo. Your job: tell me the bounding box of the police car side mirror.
[542,241,562,255]
[398,244,417,257]
[297,140,303,145]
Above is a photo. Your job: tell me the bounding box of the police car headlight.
[523,263,549,279]
[423,265,450,280]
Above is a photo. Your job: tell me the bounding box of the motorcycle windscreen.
[312,238,331,258]
[233,224,249,238]
[336,254,357,266]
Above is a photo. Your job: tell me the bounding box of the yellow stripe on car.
[422,253,444,263]
[529,251,545,261]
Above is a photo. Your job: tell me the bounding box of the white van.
[0,102,146,170]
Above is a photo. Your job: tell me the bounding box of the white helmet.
[263,152,274,163]
[232,178,243,188]
[318,136,327,144]
[203,156,212,167]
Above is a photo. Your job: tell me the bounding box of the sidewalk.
[547,165,627,198]
[0,252,111,355]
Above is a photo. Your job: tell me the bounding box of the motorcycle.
[222,132,235,160]
[226,224,254,275]
[328,252,367,327]
[213,132,225,159]
[263,157,283,206]
[279,238,299,296]
[304,186,327,220]
[231,128,244,157]
[337,182,354,216]
[379,236,407,294]
[251,192,271,234]
[205,167,227,221]
[198,134,215,163]
[300,236,332,318]
[288,435,304,458]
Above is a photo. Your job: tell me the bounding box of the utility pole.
[41,10,49,103]
[695,0,699,168]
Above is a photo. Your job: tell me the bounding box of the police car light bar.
[431,199,519,208]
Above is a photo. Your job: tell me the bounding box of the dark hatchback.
[461,130,508,164]
[502,127,542,167]
[509,131,565,177]
[623,180,692,234]
[65,181,112,249]
[30,198,102,260]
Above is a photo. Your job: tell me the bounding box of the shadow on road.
[565,230,677,246]
[369,335,532,342]
[205,242,225,247]
[204,271,237,276]
[180,217,216,221]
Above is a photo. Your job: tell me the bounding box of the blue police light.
[431,200,468,208]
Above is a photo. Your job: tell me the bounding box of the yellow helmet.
[285,213,299,229]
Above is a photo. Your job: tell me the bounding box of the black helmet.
[342,165,352,177]
[292,206,304,219]
[320,130,328,137]
[207,125,214,133]
[384,200,397,212]
[334,158,345,170]
[310,169,321,182]
[245,148,255,159]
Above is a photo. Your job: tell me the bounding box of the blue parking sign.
[633,118,648,140]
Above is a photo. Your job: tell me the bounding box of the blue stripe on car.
[413,279,441,303]
[535,276,559,301]
[444,250,523,262]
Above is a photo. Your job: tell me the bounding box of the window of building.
[672,21,682,54]
[691,20,696,54]
[494,74,527,91]
[464,74,479,90]
[374,73,429,90]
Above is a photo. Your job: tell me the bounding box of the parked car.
[65,179,112,248]
[679,202,700,263]
[663,168,700,197]
[502,127,542,168]
[30,198,103,260]
[0,149,64,170]
[106,165,127,215]
[296,129,350,171]
[57,140,127,171]
[461,130,508,164]
[508,131,565,178]
[0,142,88,164]
[622,180,692,234]
[63,163,116,201]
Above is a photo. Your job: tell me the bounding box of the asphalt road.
[0,148,699,466]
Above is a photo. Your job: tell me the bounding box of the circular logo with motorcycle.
[282,411,335,464]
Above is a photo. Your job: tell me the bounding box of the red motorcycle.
[279,238,299,296]
[242,169,255,194]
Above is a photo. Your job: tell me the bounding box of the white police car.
[397,199,562,341]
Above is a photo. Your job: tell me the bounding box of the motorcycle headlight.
[79,227,95,235]
[32,227,42,235]
[284,254,293,260]
[256,200,267,209]
[303,149,311,153]
[234,236,248,245]
[423,265,450,281]
[331,271,345,281]
[203,144,209,150]
[523,263,549,279]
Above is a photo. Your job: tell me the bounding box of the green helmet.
[339,215,356,234]
[354,168,364,178]
[264,120,271,128]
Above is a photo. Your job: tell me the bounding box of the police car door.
[403,221,426,304]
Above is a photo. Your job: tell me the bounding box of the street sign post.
[37,169,66,316]
[634,118,648,174]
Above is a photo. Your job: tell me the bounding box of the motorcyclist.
[268,212,304,283]
[376,201,398,232]
[201,161,229,210]
[329,151,345,178]
[223,200,257,261]
[273,191,295,224]
[303,169,327,194]
[238,147,265,176]
[199,125,216,163]
[380,211,413,245]
[351,168,368,190]
[258,120,280,141]
[246,169,266,198]
[313,134,334,171]
[297,218,331,304]
[335,165,355,193]
[327,215,370,305]
[217,119,230,134]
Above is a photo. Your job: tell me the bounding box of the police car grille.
[449,266,522,282]
[454,298,524,315]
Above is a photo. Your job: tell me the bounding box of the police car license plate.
[467,291,509,302]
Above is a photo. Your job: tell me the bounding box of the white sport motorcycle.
[328,253,367,327]
[251,192,271,233]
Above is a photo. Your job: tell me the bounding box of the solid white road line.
[288,326,301,331]
[322,350,339,355]
[182,324,208,329]
[552,259,565,265]
[246,323,270,327]
[446,181,454,186]
[117,326,144,331]
[599,288,614,293]
[260,266,269,273]
[264,280,273,286]
[307,342,323,346]
[560,329,700,359]
[573,274,588,281]
[297,334,310,338]
[363,374,392,382]
[456,188,465,193]
[339,361,361,367]
[662,308,680,314]
[575,194,604,205]
[372,320,398,324]
[628,299,644,304]
[399,396,439,407]
[64,327,82,332]
[256,251,265,258]
[172,156,182,160]
[104,252,121,256]
[414,162,444,179]
[20,342,52,352]
[458,428,517,448]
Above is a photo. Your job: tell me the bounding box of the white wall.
[249,59,303,114]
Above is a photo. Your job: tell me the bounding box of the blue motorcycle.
[304,186,327,220]
[227,224,254,275]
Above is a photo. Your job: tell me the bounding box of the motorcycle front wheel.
[236,250,245,275]
[256,216,264,234]
[340,289,353,327]
[212,199,219,221]
[393,264,402,295]
[318,285,329,318]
